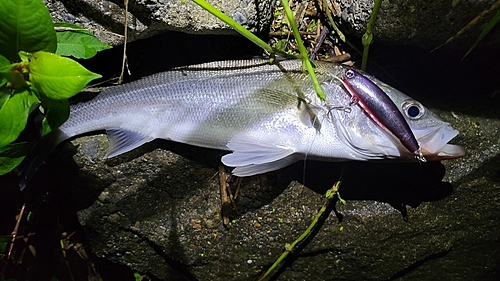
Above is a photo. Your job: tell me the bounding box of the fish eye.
[401,100,425,119]
[345,69,355,79]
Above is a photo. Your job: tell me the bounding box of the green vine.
[257,180,344,281]
[361,0,382,71]
[280,0,326,100]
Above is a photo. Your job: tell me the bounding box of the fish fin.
[17,129,68,191]
[298,101,321,131]
[221,135,298,176]
[105,129,154,158]
[231,156,300,177]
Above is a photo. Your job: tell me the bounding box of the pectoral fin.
[221,135,298,176]
[105,128,154,158]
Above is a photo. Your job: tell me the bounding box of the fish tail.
[17,129,68,191]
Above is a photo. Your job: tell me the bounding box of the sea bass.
[19,59,465,189]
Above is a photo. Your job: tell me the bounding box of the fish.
[18,59,466,190]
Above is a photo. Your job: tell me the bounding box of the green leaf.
[0,77,7,88]
[362,32,374,46]
[56,30,111,59]
[274,39,288,52]
[0,0,57,61]
[0,88,9,110]
[0,55,13,88]
[0,55,9,67]
[0,87,39,148]
[0,143,29,175]
[0,235,11,253]
[1,160,21,174]
[40,97,70,135]
[28,51,102,99]
[0,62,29,90]
[0,142,31,158]
[306,19,317,33]
[463,9,500,59]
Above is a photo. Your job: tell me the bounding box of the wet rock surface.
[45,0,500,50]
[334,0,500,49]
[53,101,498,280]
[44,0,277,45]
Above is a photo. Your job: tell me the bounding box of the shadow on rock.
[284,160,452,215]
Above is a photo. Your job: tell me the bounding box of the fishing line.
[302,113,323,185]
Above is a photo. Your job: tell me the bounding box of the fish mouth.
[421,144,466,161]
[413,124,466,160]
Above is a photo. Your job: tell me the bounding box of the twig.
[233,177,242,200]
[7,203,25,260]
[54,27,87,32]
[322,53,351,63]
[294,1,308,27]
[320,0,362,56]
[309,26,329,60]
[54,26,124,38]
[218,165,231,227]
[225,179,240,214]
[462,7,500,59]
[432,0,500,52]
[60,232,77,281]
[269,31,318,36]
[118,0,130,84]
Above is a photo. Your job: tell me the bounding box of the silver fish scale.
[60,60,336,151]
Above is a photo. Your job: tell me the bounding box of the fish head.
[319,66,465,161]
[386,94,466,161]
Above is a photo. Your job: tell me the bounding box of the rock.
[44,56,497,279]
[44,0,277,46]
[55,99,499,280]
[45,0,499,50]
[334,0,500,49]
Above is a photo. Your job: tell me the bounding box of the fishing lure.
[339,67,426,162]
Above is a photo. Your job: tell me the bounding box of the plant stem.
[322,0,362,56]
[361,0,382,71]
[257,180,342,281]
[322,0,344,42]
[281,0,326,100]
